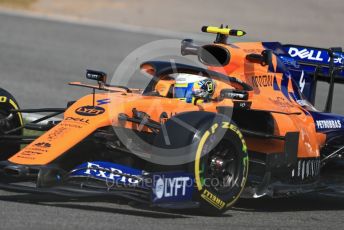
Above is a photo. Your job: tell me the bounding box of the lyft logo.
[154,176,191,199]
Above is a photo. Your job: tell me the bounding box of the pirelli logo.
[251,75,273,88]
[201,189,225,210]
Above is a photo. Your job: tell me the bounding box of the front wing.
[0,161,199,209]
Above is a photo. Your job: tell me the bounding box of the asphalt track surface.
[0,12,344,230]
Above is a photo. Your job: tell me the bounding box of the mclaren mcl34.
[0,26,344,215]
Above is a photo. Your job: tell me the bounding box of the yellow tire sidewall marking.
[9,99,23,126]
[194,121,249,209]
[0,96,7,103]
[195,130,210,191]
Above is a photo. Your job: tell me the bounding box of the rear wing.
[263,42,344,112]
[281,44,344,83]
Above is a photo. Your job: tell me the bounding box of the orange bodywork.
[9,42,326,166]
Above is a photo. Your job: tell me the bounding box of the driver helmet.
[173,73,216,103]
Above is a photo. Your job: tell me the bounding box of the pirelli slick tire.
[192,119,249,215]
[153,111,248,215]
[0,88,23,160]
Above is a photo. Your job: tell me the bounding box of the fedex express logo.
[72,162,142,185]
[288,47,344,64]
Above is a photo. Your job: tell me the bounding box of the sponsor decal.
[221,122,247,152]
[16,154,35,160]
[71,162,142,185]
[221,91,248,100]
[333,56,344,64]
[299,71,305,92]
[280,56,300,68]
[65,117,90,124]
[201,189,225,210]
[243,49,264,53]
[251,75,273,88]
[47,127,68,141]
[27,146,48,153]
[288,47,344,65]
[20,148,43,156]
[226,92,245,99]
[34,142,51,148]
[152,172,193,203]
[19,141,52,158]
[316,119,342,129]
[154,176,190,199]
[60,123,82,129]
[97,98,111,105]
[75,106,105,116]
[288,47,323,61]
[233,101,252,109]
[268,97,292,109]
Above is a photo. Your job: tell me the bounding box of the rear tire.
[0,88,23,160]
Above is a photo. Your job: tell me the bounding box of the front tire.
[153,112,249,215]
[0,88,23,160]
[192,120,248,215]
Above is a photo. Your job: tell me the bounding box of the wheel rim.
[205,140,241,194]
[0,111,9,134]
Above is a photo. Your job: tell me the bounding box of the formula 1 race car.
[0,25,344,215]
